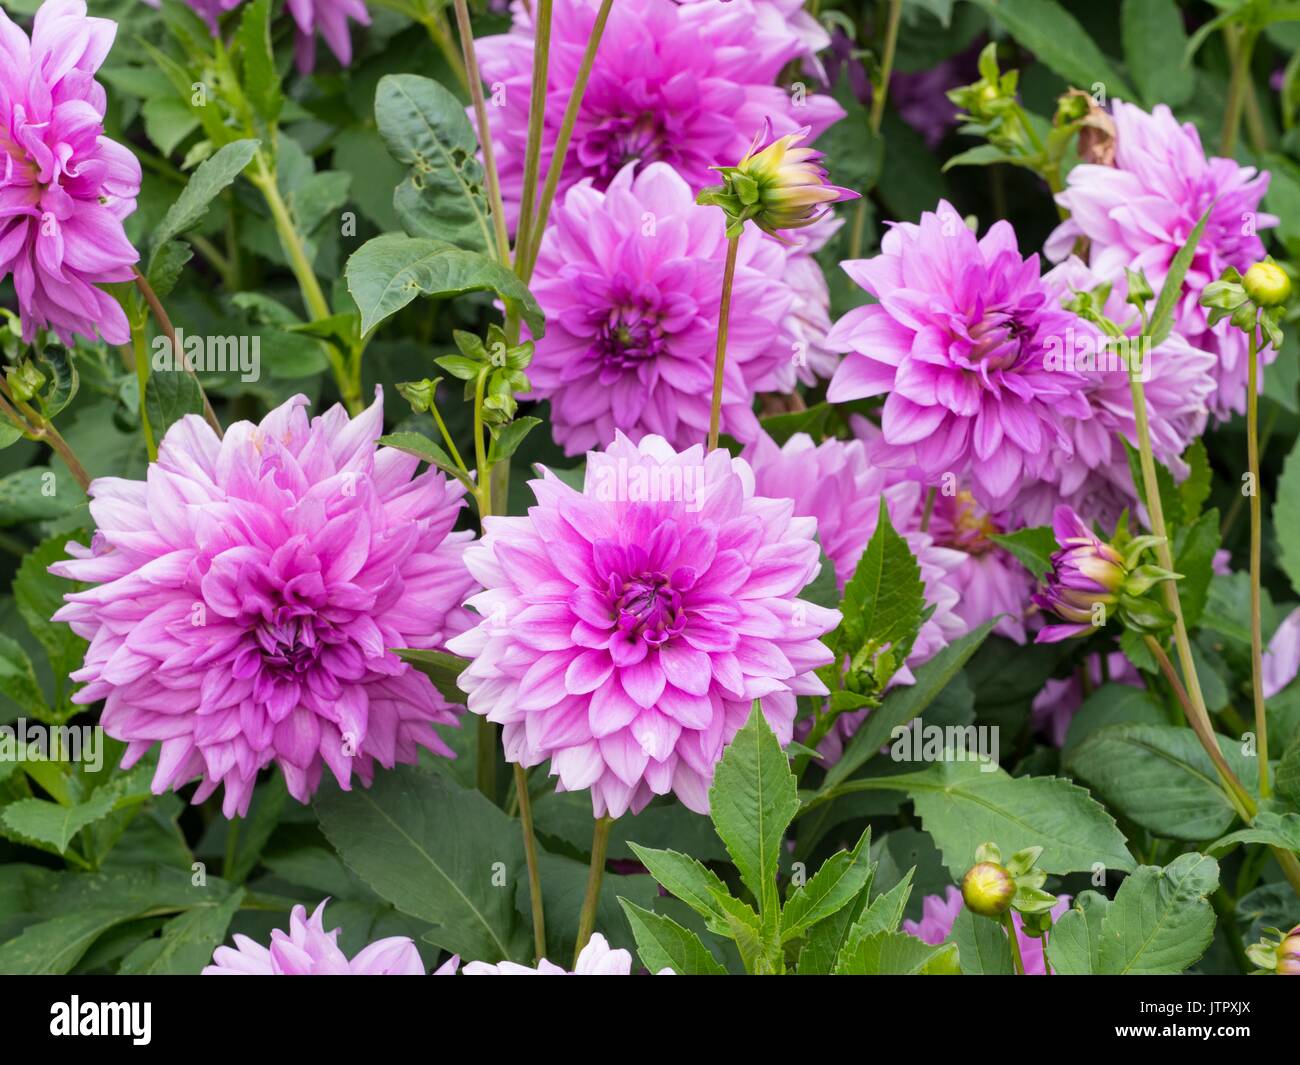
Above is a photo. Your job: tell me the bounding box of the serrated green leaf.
[780,827,873,942]
[1045,890,1111,975]
[839,498,925,666]
[950,907,1014,974]
[628,842,759,939]
[834,929,959,975]
[617,898,727,975]
[1097,854,1219,974]
[1206,810,1300,854]
[236,0,283,124]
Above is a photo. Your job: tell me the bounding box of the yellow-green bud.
[961,861,1015,917]
[1243,261,1291,308]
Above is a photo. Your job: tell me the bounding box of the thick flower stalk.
[51,390,477,818]
[203,901,430,975]
[826,200,1094,511]
[448,432,840,817]
[473,0,844,227]
[1032,505,1177,644]
[0,0,142,346]
[1046,100,1277,421]
[528,162,812,453]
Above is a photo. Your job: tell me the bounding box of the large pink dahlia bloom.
[51,390,477,818]
[203,900,428,975]
[1046,101,1277,421]
[826,200,1093,511]
[0,0,141,345]
[529,162,806,453]
[447,432,840,818]
[474,0,844,225]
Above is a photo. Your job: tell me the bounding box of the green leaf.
[489,416,542,464]
[1097,854,1219,974]
[117,889,246,974]
[845,866,914,940]
[1174,508,1221,629]
[1278,740,1300,811]
[0,634,49,719]
[822,620,996,789]
[617,898,728,975]
[950,908,1014,974]
[377,432,465,483]
[393,648,469,705]
[1065,724,1254,842]
[780,827,873,942]
[149,139,259,283]
[375,74,494,254]
[813,759,1135,877]
[145,369,205,440]
[708,704,800,932]
[1045,890,1111,975]
[1121,0,1194,109]
[314,766,529,963]
[968,0,1137,101]
[989,525,1057,580]
[0,467,83,527]
[0,791,122,855]
[15,534,90,719]
[1206,810,1300,854]
[834,929,959,975]
[236,0,283,124]
[1148,205,1212,346]
[1061,683,1169,760]
[346,233,544,337]
[628,842,759,939]
[1275,437,1300,599]
[1178,439,1212,522]
[839,498,925,669]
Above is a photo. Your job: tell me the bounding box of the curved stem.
[132,269,222,438]
[574,815,613,964]
[514,764,547,962]
[511,0,554,276]
[868,0,903,135]
[707,236,740,452]
[1221,25,1258,157]
[521,0,616,282]
[452,0,511,266]
[0,387,92,491]
[1247,319,1269,797]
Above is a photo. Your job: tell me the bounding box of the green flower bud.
[1243,261,1291,308]
[962,860,1015,917]
[1279,926,1300,975]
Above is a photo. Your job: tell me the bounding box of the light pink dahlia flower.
[51,390,477,818]
[1046,100,1277,421]
[447,432,840,818]
[1264,607,1300,700]
[474,0,844,226]
[826,200,1094,511]
[203,900,428,975]
[529,162,806,453]
[461,933,666,975]
[0,0,141,346]
[903,886,1071,976]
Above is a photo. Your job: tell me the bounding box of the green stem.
[512,0,554,276]
[514,763,547,962]
[1221,25,1258,157]
[707,236,740,452]
[132,320,157,461]
[421,8,470,96]
[224,817,241,879]
[250,153,359,414]
[868,0,903,135]
[452,0,511,266]
[1003,912,1025,975]
[0,389,92,490]
[574,815,613,964]
[132,269,222,438]
[1247,319,1269,797]
[920,486,937,533]
[521,0,616,282]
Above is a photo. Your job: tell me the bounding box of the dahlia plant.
[3,0,1300,1010]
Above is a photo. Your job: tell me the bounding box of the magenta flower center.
[579,111,666,184]
[611,570,686,645]
[966,312,1028,371]
[595,311,667,374]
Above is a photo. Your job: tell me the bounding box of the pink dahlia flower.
[447,432,840,817]
[203,900,427,975]
[474,0,844,225]
[904,886,1071,976]
[826,200,1094,511]
[461,933,667,975]
[1264,607,1300,700]
[1046,100,1277,421]
[1031,651,1141,747]
[0,0,141,346]
[529,162,806,453]
[150,0,369,72]
[746,431,968,763]
[51,390,477,818]
[1008,255,1218,532]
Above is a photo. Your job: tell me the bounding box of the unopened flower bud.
[1279,926,1300,975]
[1243,261,1291,308]
[962,860,1015,917]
